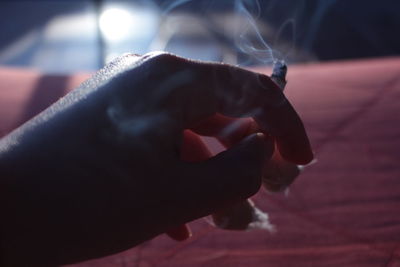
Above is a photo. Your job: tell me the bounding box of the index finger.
[181,57,313,165]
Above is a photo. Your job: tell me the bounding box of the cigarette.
[271,59,287,90]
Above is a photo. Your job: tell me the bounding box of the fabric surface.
[0,58,399,266]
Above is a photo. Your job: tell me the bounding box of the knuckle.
[142,52,188,78]
[147,51,182,66]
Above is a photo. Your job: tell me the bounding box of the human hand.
[0,52,312,265]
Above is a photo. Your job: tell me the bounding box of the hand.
[0,52,313,266]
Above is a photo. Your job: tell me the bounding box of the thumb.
[183,133,274,216]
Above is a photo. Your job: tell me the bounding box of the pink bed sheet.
[1,57,399,266]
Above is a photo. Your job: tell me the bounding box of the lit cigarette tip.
[271,60,287,90]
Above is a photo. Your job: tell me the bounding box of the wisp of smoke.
[273,18,296,60]
[161,0,194,16]
[234,0,276,65]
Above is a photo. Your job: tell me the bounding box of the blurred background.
[1,0,399,74]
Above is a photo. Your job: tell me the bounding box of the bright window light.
[99,8,135,41]
[99,6,159,44]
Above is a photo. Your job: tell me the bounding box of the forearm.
[0,135,58,266]
[0,139,30,266]
[0,118,94,266]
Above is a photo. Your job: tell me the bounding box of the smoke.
[273,18,296,60]
[97,0,344,146]
[97,0,341,66]
[103,59,196,152]
[160,0,194,16]
[106,104,174,152]
[233,0,340,64]
[234,0,276,64]
[97,0,344,151]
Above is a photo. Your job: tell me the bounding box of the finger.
[190,114,301,192]
[162,55,313,164]
[262,147,301,192]
[164,130,213,241]
[181,129,265,232]
[211,69,312,165]
[180,133,274,218]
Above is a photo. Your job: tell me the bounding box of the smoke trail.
[273,18,296,60]
[161,0,194,16]
[234,0,276,64]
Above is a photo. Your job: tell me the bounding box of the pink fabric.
[1,58,399,266]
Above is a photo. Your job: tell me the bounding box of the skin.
[0,52,313,266]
